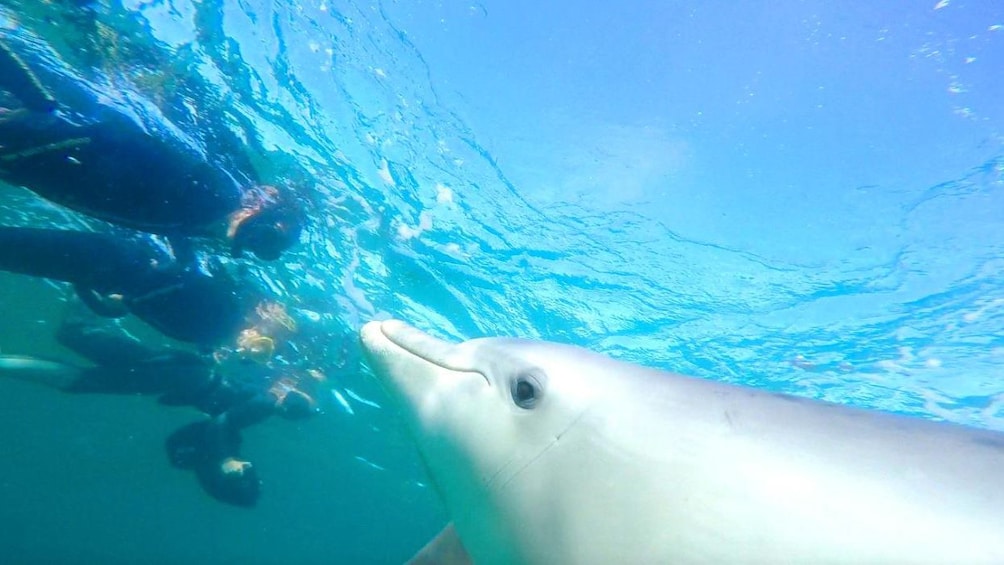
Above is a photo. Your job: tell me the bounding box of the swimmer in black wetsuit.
[0,317,320,507]
[0,34,304,261]
[0,226,246,346]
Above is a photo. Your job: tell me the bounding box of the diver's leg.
[55,313,215,397]
[56,316,157,367]
[0,227,137,289]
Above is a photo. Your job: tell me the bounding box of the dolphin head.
[360,319,604,561]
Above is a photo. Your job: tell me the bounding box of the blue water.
[0,1,1003,563]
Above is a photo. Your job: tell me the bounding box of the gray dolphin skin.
[360,319,1004,564]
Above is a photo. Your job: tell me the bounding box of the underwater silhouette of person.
[0,34,304,261]
[0,313,322,507]
[0,226,248,346]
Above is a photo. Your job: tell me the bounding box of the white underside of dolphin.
[360,319,1004,565]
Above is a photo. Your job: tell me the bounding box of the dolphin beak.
[361,320,491,419]
[361,319,475,372]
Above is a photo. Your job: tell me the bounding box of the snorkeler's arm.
[196,393,273,459]
[74,283,130,318]
[213,392,276,432]
[0,39,57,113]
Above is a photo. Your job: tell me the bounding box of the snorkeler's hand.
[203,456,261,507]
[220,457,253,476]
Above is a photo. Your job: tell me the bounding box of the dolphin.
[360,319,1004,564]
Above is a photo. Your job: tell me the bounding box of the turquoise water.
[1,1,1003,562]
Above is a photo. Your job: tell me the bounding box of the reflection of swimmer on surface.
[0,35,304,261]
[0,226,246,346]
[0,314,323,507]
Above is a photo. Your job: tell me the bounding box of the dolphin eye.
[511,371,543,409]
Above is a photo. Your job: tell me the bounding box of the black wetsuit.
[53,319,281,507]
[0,34,250,236]
[0,226,245,345]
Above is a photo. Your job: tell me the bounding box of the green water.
[0,273,447,563]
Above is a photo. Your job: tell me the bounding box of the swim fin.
[0,354,82,389]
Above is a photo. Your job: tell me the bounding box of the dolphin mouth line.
[379,321,491,384]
